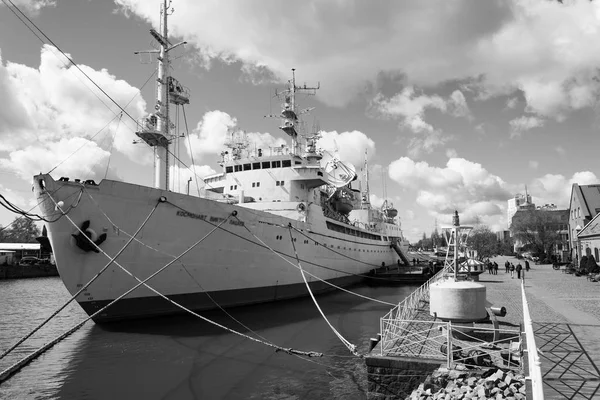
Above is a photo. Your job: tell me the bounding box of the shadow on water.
[52,283,418,400]
[95,283,415,338]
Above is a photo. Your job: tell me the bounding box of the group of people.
[503,260,530,279]
[485,260,499,274]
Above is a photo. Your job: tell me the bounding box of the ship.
[32,0,410,322]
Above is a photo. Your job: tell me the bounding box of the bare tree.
[468,225,497,260]
[510,209,565,257]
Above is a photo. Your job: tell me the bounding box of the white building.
[507,192,535,229]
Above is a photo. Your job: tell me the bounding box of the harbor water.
[0,277,416,399]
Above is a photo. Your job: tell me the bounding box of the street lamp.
[187,177,192,195]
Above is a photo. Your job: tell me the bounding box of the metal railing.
[521,279,545,399]
[379,266,449,354]
[381,319,522,370]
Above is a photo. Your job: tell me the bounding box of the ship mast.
[135,0,187,190]
[362,149,371,209]
[269,69,319,156]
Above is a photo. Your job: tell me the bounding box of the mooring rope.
[0,194,159,362]
[286,224,360,357]
[82,192,370,356]
[0,202,163,383]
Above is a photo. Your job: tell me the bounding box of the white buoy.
[429,210,486,323]
[430,280,487,321]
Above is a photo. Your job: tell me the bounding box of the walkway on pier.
[484,256,600,400]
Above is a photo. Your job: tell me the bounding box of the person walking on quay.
[509,263,515,278]
[525,260,530,272]
[487,261,492,274]
[493,262,498,275]
[505,260,510,273]
[516,263,522,279]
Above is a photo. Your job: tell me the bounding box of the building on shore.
[496,230,510,242]
[568,183,600,263]
[0,243,42,265]
[507,191,535,230]
[510,209,569,261]
[577,212,600,262]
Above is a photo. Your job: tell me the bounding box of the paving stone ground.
[485,256,600,400]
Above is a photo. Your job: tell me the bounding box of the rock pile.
[406,367,526,400]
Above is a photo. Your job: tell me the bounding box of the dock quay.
[366,256,600,400]
[0,264,58,279]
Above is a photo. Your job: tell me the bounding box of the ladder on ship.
[390,239,410,266]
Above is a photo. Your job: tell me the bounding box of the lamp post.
[187,177,192,195]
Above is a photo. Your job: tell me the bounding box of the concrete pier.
[367,256,600,399]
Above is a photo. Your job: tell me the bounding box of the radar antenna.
[265,68,320,156]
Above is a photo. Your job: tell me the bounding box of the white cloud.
[446,148,458,158]
[186,110,286,162]
[529,171,599,209]
[448,90,472,119]
[555,146,566,156]
[506,97,519,109]
[474,123,486,135]
[317,130,375,167]
[509,115,545,138]
[388,156,512,226]
[372,87,469,156]
[4,0,55,13]
[0,138,113,182]
[528,160,539,169]
[0,45,149,182]
[114,0,600,120]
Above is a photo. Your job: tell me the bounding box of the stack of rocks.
[406,367,526,400]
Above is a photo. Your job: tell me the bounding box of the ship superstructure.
[32,0,411,322]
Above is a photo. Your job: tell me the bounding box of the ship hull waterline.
[33,174,409,323]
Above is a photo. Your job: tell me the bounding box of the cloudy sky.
[1,0,600,242]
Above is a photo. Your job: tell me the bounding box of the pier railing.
[380,319,522,370]
[521,279,544,399]
[379,266,449,354]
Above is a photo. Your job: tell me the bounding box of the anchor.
[72,220,107,253]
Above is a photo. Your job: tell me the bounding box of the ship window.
[280,181,284,186]
[262,161,270,169]
[226,166,233,173]
[282,160,292,167]
[234,185,237,189]
[234,165,242,172]
[276,181,279,186]
[243,164,251,171]
[256,182,260,187]
[230,186,233,190]
[300,184,305,189]
[252,182,256,187]
[273,161,281,168]
[295,161,302,165]
[252,162,261,170]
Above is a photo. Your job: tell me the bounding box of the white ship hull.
[34,175,409,322]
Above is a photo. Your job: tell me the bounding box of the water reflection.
[0,277,416,399]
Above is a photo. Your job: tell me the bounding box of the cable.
[182,105,201,197]
[287,224,359,356]
[3,0,138,125]
[0,199,159,362]
[104,114,123,179]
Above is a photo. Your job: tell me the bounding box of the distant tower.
[507,187,534,229]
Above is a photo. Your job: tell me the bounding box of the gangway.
[390,239,410,266]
